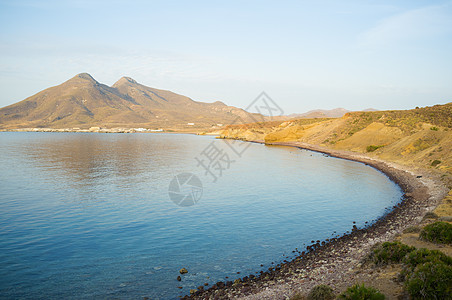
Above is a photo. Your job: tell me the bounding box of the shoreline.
[184,140,448,299]
[0,128,210,134]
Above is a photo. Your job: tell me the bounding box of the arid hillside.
[0,73,262,130]
[220,103,452,180]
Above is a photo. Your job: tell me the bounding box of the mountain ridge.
[0,73,261,130]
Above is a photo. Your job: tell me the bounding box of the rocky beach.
[183,140,449,299]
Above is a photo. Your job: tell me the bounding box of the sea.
[0,132,403,299]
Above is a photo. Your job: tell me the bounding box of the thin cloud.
[358,2,452,47]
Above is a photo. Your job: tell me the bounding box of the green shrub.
[400,248,452,281]
[419,221,452,244]
[338,284,385,300]
[431,160,441,167]
[307,284,335,300]
[430,126,439,131]
[372,242,416,265]
[403,248,452,270]
[422,211,438,220]
[366,145,384,152]
[403,226,421,234]
[405,261,452,299]
[290,292,306,300]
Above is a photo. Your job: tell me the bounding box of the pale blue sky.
[0,0,451,113]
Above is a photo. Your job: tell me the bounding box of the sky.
[0,0,451,114]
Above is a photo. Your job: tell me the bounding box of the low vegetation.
[370,243,452,299]
[307,284,335,300]
[405,261,452,299]
[291,284,384,300]
[290,292,306,300]
[403,226,421,234]
[371,241,415,265]
[366,145,384,152]
[431,159,441,167]
[402,248,452,299]
[419,221,452,244]
[338,284,385,300]
[422,212,439,220]
[402,248,452,271]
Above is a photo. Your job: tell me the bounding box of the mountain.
[287,108,379,119]
[0,73,261,130]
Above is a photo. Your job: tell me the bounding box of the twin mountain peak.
[69,73,139,88]
[0,73,253,130]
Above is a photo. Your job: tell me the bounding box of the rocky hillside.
[0,73,261,130]
[220,103,452,180]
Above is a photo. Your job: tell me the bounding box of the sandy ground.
[183,141,449,300]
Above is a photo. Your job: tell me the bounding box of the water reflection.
[15,133,195,187]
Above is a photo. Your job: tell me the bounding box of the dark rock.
[179,268,188,274]
[177,276,181,281]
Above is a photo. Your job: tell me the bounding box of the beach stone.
[177,276,181,281]
[179,268,188,274]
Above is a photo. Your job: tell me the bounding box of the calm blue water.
[0,132,402,299]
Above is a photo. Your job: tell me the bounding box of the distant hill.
[287,108,379,119]
[0,73,261,130]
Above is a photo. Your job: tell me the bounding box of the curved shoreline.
[184,140,448,299]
